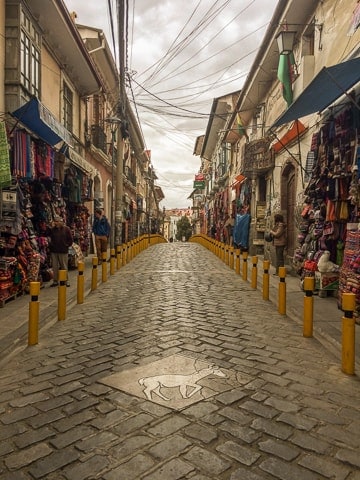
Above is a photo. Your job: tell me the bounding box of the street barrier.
[278,266,286,315]
[242,251,248,281]
[77,261,85,304]
[102,251,107,283]
[251,256,258,289]
[116,245,122,269]
[262,260,270,300]
[303,276,315,337]
[28,281,40,345]
[91,257,98,291]
[229,246,235,270]
[58,269,67,321]
[235,249,241,275]
[110,248,116,275]
[341,292,356,375]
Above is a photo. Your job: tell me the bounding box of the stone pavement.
[0,242,360,479]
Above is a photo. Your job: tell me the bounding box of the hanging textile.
[0,122,11,187]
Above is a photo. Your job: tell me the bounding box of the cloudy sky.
[64,0,277,208]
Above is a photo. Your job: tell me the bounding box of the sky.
[63,0,278,208]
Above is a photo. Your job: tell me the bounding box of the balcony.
[124,166,136,187]
[91,125,107,154]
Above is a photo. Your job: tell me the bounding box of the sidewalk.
[249,257,359,370]
[0,255,97,363]
[0,249,359,371]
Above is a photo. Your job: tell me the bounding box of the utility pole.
[115,0,126,247]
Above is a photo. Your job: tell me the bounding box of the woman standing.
[270,214,286,275]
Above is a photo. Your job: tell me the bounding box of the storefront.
[0,115,93,306]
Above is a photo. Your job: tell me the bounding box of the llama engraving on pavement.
[138,364,226,401]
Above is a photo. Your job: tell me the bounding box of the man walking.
[48,216,73,287]
[92,208,111,263]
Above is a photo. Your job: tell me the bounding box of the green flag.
[277,52,294,107]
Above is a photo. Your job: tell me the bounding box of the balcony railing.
[91,125,107,154]
[124,166,136,186]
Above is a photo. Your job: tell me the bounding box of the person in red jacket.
[270,213,287,275]
[48,216,73,287]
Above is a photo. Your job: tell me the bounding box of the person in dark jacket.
[48,216,73,287]
[92,208,111,263]
[270,213,287,275]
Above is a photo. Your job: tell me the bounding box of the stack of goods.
[338,229,360,316]
[0,257,24,306]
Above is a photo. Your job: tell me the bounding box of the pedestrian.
[270,213,287,275]
[92,208,111,263]
[48,216,73,287]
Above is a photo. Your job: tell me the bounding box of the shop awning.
[272,120,306,152]
[272,57,360,128]
[12,97,72,146]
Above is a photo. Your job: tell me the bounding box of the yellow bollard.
[242,251,248,281]
[303,276,315,337]
[28,281,40,345]
[225,245,229,265]
[116,245,122,270]
[278,266,286,315]
[251,256,258,289]
[102,251,107,282]
[341,293,356,375]
[91,257,98,291]
[77,261,85,305]
[110,248,116,275]
[235,249,241,275]
[58,269,67,321]
[262,260,270,301]
[122,243,127,266]
[229,246,235,270]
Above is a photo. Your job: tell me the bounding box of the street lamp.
[275,30,296,54]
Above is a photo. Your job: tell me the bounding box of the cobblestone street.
[1,242,360,479]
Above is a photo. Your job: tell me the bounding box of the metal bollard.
[110,248,116,275]
[77,261,85,304]
[235,249,241,275]
[341,293,356,375]
[251,255,258,289]
[58,269,67,321]
[102,251,107,282]
[116,245,122,270]
[278,266,286,315]
[263,260,270,300]
[303,276,315,337]
[242,251,248,281]
[91,257,98,291]
[28,281,40,345]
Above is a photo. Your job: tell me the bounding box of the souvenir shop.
[0,122,93,306]
[294,101,360,315]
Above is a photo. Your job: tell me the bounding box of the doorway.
[281,163,296,258]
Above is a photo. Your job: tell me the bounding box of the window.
[63,82,73,132]
[20,10,40,97]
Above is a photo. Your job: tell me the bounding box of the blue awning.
[12,97,72,146]
[272,57,360,128]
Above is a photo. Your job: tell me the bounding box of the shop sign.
[38,102,73,145]
[243,137,274,173]
[193,180,205,189]
[68,148,94,174]
[195,173,204,181]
